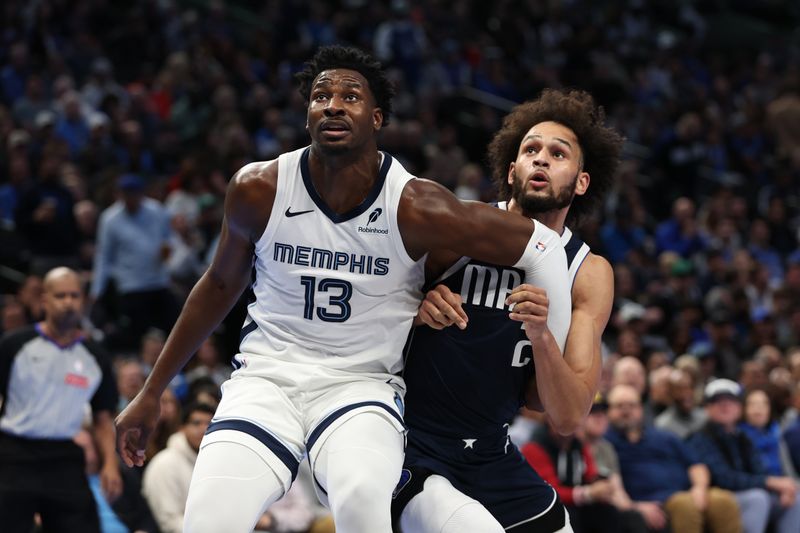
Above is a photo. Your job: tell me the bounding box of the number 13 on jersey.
[300,276,353,322]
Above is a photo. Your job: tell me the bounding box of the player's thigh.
[400,475,504,533]
[310,410,405,502]
[184,439,287,533]
[208,373,307,489]
[305,377,406,504]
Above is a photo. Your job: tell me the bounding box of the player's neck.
[308,145,381,214]
[507,199,568,235]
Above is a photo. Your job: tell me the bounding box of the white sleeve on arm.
[513,220,572,353]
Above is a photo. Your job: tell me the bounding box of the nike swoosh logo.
[285,208,314,217]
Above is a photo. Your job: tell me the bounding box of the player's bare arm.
[115,160,278,467]
[525,252,614,431]
[398,178,536,265]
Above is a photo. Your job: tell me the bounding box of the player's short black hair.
[295,45,395,127]
[488,89,624,226]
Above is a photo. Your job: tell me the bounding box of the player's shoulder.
[399,177,446,202]
[231,160,279,189]
[224,160,279,237]
[572,252,614,308]
[397,177,460,226]
[227,160,279,206]
[577,252,613,279]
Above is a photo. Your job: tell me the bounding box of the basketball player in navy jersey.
[393,90,624,532]
[115,46,572,533]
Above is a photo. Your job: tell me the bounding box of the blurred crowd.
[1,0,800,532]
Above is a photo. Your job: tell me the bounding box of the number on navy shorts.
[300,276,353,322]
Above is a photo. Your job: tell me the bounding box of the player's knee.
[400,475,503,533]
[441,502,504,533]
[184,440,287,533]
[326,450,397,530]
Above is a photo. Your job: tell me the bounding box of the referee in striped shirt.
[0,267,120,533]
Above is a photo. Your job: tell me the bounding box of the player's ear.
[507,162,516,186]
[575,171,590,197]
[373,108,383,131]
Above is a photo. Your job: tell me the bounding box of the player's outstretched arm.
[525,253,613,432]
[399,176,571,355]
[115,161,277,467]
[399,179,536,267]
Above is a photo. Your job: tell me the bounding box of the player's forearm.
[531,330,594,435]
[142,270,246,396]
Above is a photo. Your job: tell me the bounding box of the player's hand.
[634,501,667,530]
[100,463,123,502]
[115,390,161,468]
[506,284,549,338]
[416,285,468,330]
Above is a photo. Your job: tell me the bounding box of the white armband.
[513,221,572,353]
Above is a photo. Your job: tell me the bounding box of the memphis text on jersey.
[273,241,390,276]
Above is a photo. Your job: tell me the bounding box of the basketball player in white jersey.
[396,89,623,532]
[115,46,572,533]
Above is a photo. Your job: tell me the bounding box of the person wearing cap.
[90,174,178,351]
[606,384,741,533]
[687,378,800,533]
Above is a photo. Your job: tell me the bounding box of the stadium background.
[1,0,800,531]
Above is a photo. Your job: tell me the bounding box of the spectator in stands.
[14,151,80,273]
[655,368,707,439]
[523,418,648,533]
[784,416,800,476]
[688,379,800,533]
[654,197,706,258]
[606,384,741,533]
[647,365,674,419]
[139,327,188,402]
[116,358,146,412]
[90,173,178,351]
[142,402,215,533]
[0,267,120,532]
[738,388,797,479]
[185,336,230,388]
[144,386,182,464]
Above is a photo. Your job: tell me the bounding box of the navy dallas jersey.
[402,223,588,440]
[397,203,590,529]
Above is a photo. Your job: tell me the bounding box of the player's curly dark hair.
[295,45,395,127]
[487,89,624,226]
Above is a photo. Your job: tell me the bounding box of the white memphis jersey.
[239,146,425,375]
